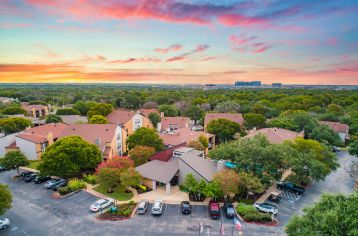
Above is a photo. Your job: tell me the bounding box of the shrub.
[83,174,98,185]
[67,178,86,192]
[138,185,147,191]
[242,212,272,222]
[58,186,70,195]
[236,203,257,215]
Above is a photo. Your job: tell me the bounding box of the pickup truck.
[277,181,305,195]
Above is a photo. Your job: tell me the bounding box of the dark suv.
[34,175,51,184]
[181,201,192,214]
[51,180,67,191]
[223,201,235,218]
[24,173,38,182]
[208,200,221,219]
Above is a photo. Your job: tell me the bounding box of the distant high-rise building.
[272,83,282,87]
[235,81,262,86]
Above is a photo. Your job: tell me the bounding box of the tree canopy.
[0,184,12,216]
[206,118,242,143]
[126,127,164,151]
[243,113,266,129]
[87,103,113,119]
[1,150,29,175]
[148,112,161,128]
[286,193,358,236]
[128,145,155,166]
[38,136,102,178]
[45,114,62,123]
[348,140,358,157]
[158,104,179,117]
[89,115,108,124]
[0,117,31,135]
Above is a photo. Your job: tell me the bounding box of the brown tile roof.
[59,124,117,153]
[160,127,214,146]
[17,133,47,143]
[204,113,244,127]
[318,121,349,133]
[139,108,159,118]
[135,157,179,183]
[24,123,68,139]
[106,109,136,124]
[244,128,303,144]
[161,117,190,131]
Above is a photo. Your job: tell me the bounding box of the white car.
[90,198,114,212]
[151,200,164,216]
[253,202,278,214]
[0,218,10,230]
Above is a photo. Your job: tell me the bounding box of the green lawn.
[93,184,133,201]
[27,160,41,170]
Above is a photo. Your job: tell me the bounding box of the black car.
[51,180,67,191]
[20,171,34,179]
[34,175,51,184]
[277,181,305,195]
[0,166,8,172]
[180,201,192,214]
[223,201,235,218]
[24,173,38,182]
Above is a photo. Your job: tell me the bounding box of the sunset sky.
[0,0,357,85]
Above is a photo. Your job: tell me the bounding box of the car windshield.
[227,208,235,213]
[139,202,146,208]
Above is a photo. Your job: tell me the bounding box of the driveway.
[0,151,356,236]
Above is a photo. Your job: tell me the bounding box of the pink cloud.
[327,38,338,45]
[155,44,183,54]
[229,34,272,53]
[218,14,268,27]
[109,57,160,64]
[166,44,210,62]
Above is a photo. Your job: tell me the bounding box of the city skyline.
[0,0,357,85]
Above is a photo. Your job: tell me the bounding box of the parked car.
[277,181,305,195]
[44,179,63,189]
[136,200,149,215]
[151,200,164,216]
[20,171,33,179]
[51,180,67,191]
[223,201,235,218]
[24,173,38,182]
[254,202,278,214]
[268,192,282,203]
[34,175,51,184]
[0,165,8,172]
[208,200,221,219]
[90,198,114,212]
[333,146,341,152]
[180,201,192,214]
[0,218,10,230]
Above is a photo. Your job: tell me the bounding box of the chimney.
[95,137,101,147]
[160,112,164,118]
[216,160,226,172]
[47,132,54,145]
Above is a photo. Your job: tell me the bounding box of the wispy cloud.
[34,43,61,58]
[155,44,183,54]
[229,34,272,53]
[109,57,160,64]
[167,44,209,62]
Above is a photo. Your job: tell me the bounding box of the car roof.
[138,201,147,207]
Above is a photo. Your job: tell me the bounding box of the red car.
[208,200,221,219]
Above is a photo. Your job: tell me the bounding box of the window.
[134,118,141,130]
[169,124,179,130]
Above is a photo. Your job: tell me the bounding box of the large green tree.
[0,184,12,216]
[97,167,121,193]
[206,118,242,143]
[1,151,29,175]
[243,113,266,129]
[45,114,62,123]
[158,104,179,117]
[38,136,102,178]
[238,172,264,199]
[215,101,241,113]
[128,145,155,166]
[308,124,342,146]
[126,127,164,151]
[0,117,31,135]
[89,115,108,124]
[348,140,358,157]
[186,105,204,124]
[286,193,358,236]
[87,103,113,119]
[119,168,142,190]
[2,106,26,115]
[148,112,161,129]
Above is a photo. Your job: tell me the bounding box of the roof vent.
[73,128,76,131]
[105,128,109,131]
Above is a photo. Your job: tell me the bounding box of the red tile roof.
[24,123,68,139]
[59,124,117,153]
[6,141,17,148]
[106,109,136,124]
[160,127,214,146]
[161,117,190,131]
[150,143,186,162]
[204,113,244,127]
[17,133,47,143]
[244,128,303,144]
[319,121,349,133]
[139,108,159,118]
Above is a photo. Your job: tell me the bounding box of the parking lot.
[0,151,356,236]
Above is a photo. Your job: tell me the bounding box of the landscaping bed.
[132,184,152,194]
[236,203,277,226]
[93,184,133,201]
[97,201,136,221]
[57,178,87,196]
[189,193,206,202]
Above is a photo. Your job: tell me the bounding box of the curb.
[51,189,82,199]
[241,217,279,227]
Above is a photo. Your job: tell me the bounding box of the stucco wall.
[15,137,38,160]
[0,133,18,157]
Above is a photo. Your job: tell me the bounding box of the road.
[0,151,356,236]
